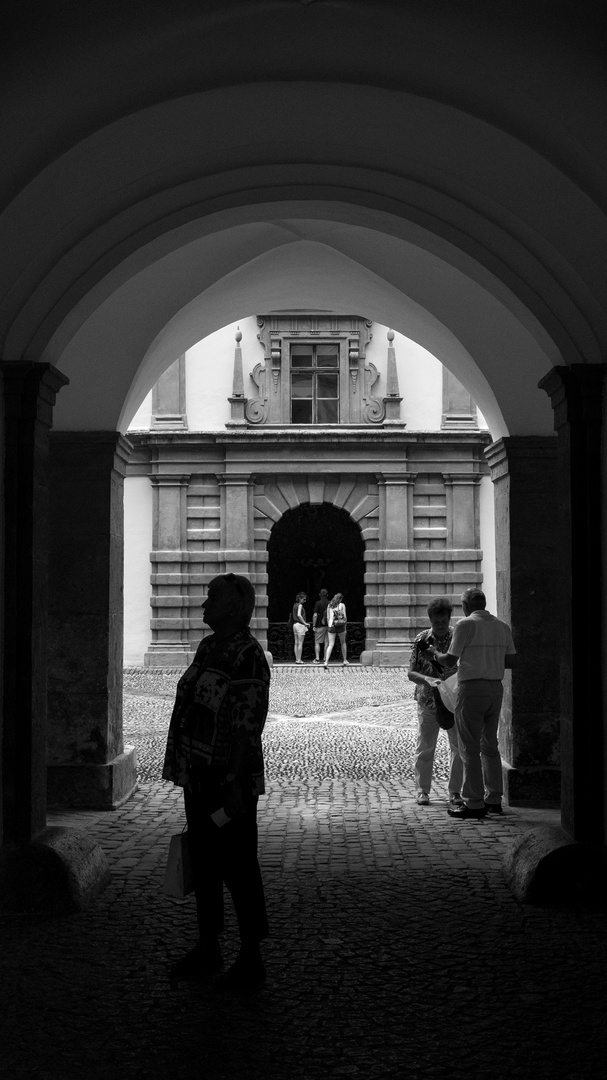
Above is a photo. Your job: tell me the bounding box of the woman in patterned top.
[163,573,271,989]
[407,597,463,807]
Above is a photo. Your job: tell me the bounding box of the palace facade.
[125,314,493,665]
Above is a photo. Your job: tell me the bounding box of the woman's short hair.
[296,591,307,602]
[427,596,452,618]
[330,593,343,606]
[215,573,256,625]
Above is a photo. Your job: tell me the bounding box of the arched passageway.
[2,2,607,911]
[267,503,365,662]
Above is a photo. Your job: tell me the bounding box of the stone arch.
[265,501,366,662]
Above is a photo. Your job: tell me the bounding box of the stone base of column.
[0,826,110,913]
[144,646,192,667]
[505,823,607,905]
[47,747,138,810]
[361,640,412,666]
[503,763,561,808]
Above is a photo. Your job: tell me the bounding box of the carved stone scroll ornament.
[245,362,269,423]
[362,361,386,423]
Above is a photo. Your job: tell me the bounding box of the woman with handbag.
[324,592,349,667]
[163,573,271,989]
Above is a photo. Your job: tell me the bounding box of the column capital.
[217,473,254,486]
[539,364,607,430]
[376,472,415,485]
[442,472,482,485]
[50,431,133,477]
[2,361,69,425]
[485,436,558,481]
[150,472,190,487]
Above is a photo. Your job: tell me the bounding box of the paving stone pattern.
[1,669,606,1079]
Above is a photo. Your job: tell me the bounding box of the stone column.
[539,365,607,843]
[145,471,190,665]
[47,433,137,810]
[485,437,561,808]
[0,364,109,912]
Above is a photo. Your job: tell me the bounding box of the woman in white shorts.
[292,591,309,664]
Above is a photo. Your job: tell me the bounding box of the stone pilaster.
[1,363,68,842]
[485,436,561,808]
[151,355,187,430]
[219,474,254,573]
[0,364,110,912]
[47,433,137,810]
[539,365,607,843]
[367,472,415,661]
[145,472,190,665]
[443,473,480,548]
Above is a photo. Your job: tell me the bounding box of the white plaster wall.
[365,327,443,428]
[127,318,484,433]
[123,475,153,665]
[479,474,497,614]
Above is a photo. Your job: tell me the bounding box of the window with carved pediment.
[245,314,386,426]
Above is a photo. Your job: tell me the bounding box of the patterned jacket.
[408,628,458,711]
[162,628,270,795]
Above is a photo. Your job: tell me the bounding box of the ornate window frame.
[245,313,385,425]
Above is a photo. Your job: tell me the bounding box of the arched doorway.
[267,503,365,662]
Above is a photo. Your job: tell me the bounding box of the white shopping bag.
[163,830,194,898]
[437,673,459,714]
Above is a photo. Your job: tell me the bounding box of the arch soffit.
[50,226,551,440]
[3,82,605,374]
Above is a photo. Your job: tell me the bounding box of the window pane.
[291,373,313,397]
[317,372,339,398]
[291,345,313,367]
[317,399,339,424]
[316,345,339,367]
[292,399,313,424]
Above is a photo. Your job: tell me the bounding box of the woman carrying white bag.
[407,597,463,807]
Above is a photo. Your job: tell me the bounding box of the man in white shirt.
[428,588,517,819]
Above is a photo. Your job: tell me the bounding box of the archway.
[267,504,365,662]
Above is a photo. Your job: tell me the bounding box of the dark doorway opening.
[267,502,365,661]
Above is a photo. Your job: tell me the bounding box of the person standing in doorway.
[324,593,349,667]
[163,573,270,988]
[312,588,329,664]
[430,587,517,819]
[292,591,309,664]
[408,597,463,807]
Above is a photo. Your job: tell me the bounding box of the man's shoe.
[449,792,464,806]
[485,802,503,814]
[417,792,430,805]
[170,941,223,980]
[447,804,487,819]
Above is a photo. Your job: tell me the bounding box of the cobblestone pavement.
[2,669,607,1080]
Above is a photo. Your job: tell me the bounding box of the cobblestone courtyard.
[1,668,606,1080]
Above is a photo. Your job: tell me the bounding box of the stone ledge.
[0,826,110,913]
